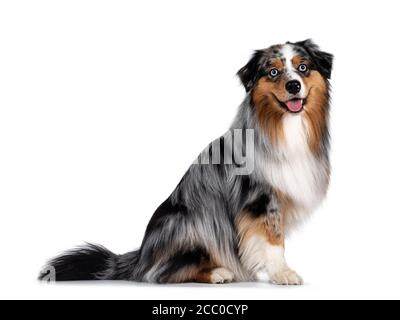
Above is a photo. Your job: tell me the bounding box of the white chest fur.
[261,115,329,219]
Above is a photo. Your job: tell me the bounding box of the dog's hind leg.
[194,267,234,284]
[160,265,235,284]
[152,247,234,284]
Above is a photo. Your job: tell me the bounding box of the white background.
[1,0,399,300]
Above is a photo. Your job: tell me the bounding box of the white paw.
[270,269,303,285]
[210,267,234,284]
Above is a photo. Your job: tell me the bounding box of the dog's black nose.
[285,80,301,94]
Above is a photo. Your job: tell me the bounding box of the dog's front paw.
[270,269,303,285]
[210,267,234,284]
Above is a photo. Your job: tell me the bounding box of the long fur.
[39,39,333,284]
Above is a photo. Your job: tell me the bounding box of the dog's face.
[238,40,333,153]
[238,39,333,114]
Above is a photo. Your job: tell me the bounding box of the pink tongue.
[285,99,303,112]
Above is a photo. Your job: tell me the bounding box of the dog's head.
[238,39,333,114]
[238,40,333,153]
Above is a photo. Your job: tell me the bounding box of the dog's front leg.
[263,239,303,285]
[237,200,303,285]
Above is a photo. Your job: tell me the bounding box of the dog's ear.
[237,51,264,92]
[295,39,333,79]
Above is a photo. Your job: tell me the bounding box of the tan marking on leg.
[237,211,284,248]
[236,194,303,284]
[194,268,213,283]
[194,267,235,284]
[159,264,202,284]
[237,210,284,273]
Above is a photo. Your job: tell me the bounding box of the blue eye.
[298,64,308,73]
[269,68,279,77]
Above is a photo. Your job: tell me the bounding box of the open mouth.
[277,98,307,113]
[285,99,303,112]
[271,93,308,113]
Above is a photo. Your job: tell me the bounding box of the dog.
[39,39,333,285]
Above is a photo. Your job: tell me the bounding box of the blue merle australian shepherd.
[40,39,333,285]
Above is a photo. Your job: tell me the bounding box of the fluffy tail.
[38,243,140,281]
